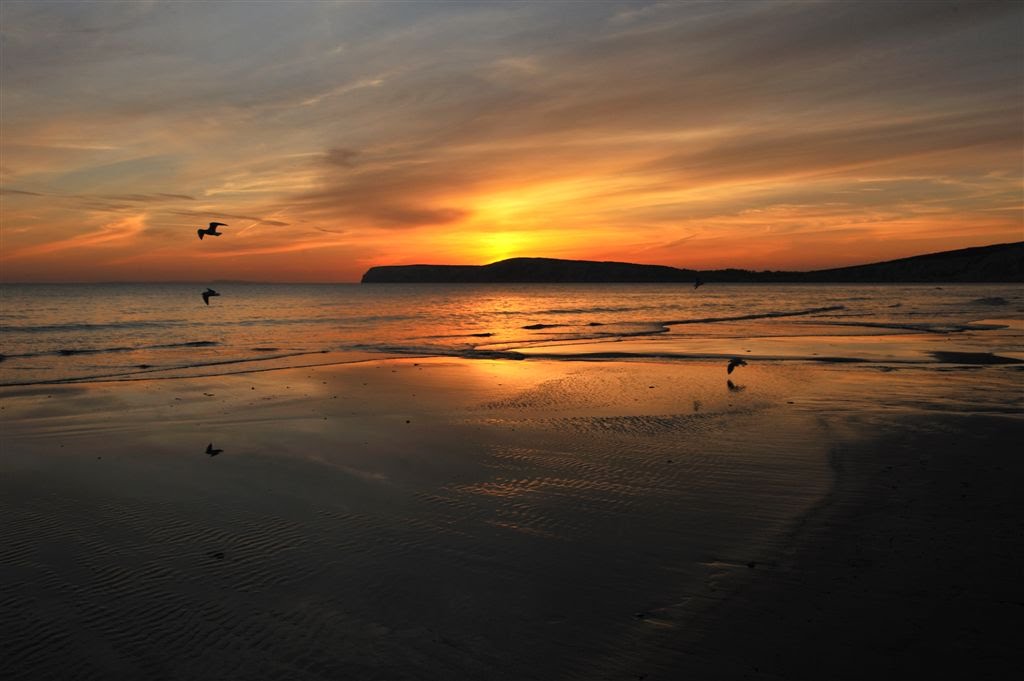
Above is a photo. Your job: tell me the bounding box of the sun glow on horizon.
[475,231,540,264]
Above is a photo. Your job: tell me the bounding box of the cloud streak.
[4,213,149,259]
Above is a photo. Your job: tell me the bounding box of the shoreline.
[4,338,1022,389]
[2,357,1021,679]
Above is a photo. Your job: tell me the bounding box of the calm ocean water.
[1,283,1022,386]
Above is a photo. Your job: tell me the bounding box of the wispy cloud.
[4,213,149,258]
[300,76,385,107]
[0,188,44,196]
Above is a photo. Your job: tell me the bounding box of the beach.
[2,353,1021,679]
[5,0,1023,676]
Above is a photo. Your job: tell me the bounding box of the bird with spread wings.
[197,222,228,240]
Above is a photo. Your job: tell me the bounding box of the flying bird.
[197,222,227,240]
[202,288,220,305]
[694,277,704,289]
[727,358,747,374]
[205,443,223,457]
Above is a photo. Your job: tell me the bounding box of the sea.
[1,283,1022,386]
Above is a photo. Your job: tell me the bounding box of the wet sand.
[1,358,1021,679]
[671,412,1024,680]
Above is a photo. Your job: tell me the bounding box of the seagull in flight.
[727,358,747,374]
[202,288,220,305]
[694,277,704,290]
[205,443,223,457]
[197,222,227,240]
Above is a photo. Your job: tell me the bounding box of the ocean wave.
[0,349,331,387]
[346,342,526,361]
[2,319,185,333]
[1,340,221,360]
[511,306,846,337]
[2,314,414,335]
[508,349,1022,366]
[515,349,871,363]
[347,342,460,356]
[930,351,1023,365]
[500,305,655,315]
[662,305,846,326]
[415,332,497,340]
[807,320,1007,334]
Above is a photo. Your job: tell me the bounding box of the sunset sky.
[1,0,1021,282]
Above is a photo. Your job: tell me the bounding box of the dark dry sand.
[1,358,1021,680]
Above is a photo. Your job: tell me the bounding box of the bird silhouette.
[694,277,704,289]
[202,288,220,305]
[197,222,227,240]
[206,443,223,457]
[727,358,747,374]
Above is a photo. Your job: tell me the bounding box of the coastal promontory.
[361,241,1024,284]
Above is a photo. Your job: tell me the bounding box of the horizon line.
[2,240,1019,285]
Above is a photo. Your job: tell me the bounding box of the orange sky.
[1,1,1022,282]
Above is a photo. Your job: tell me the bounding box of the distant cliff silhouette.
[361,242,1023,284]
